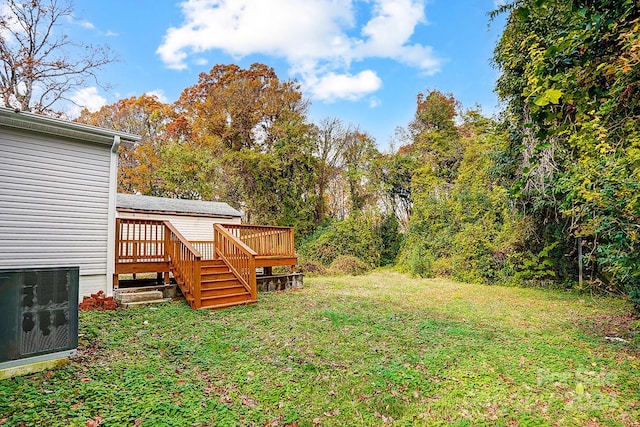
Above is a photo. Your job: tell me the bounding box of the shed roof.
[116,193,242,218]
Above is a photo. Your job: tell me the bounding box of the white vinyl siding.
[0,128,111,295]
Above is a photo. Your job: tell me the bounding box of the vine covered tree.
[0,0,115,113]
[493,0,640,302]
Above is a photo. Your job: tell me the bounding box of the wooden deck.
[114,218,297,309]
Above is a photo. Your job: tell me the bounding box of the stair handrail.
[164,220,202,309]
[213,224,257,301]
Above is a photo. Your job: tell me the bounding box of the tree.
[231,122,318,235]
[493,0,640,301]
[176,63,309,151]
[77,95,175,195]
[372,151,419,231]
[311,117,351,223]
[342,129,377,212]
[0,0,116,113]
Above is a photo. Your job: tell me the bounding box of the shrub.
[299,212,400,268]
[297,257,328,276]
[329,255,370,276]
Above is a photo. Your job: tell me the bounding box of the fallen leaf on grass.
[599,385,620,396]
[71,402,83,410]
[85,415,103,427]
[374,411,395,422]
[323,408,340,417]
[242,396,259,407]
[262,417,287,427]
[499,373,515,384]
[81,377,92,383]
[134,419,142,427]
[204,385,214,395]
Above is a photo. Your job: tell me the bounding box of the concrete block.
[116,290,163,304]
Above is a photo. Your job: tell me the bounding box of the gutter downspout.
[105,136,120,297]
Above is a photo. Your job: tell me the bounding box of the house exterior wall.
[115,211,241,241]
[0,127,112,297]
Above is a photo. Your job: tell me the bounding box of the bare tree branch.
[0,0,116,113]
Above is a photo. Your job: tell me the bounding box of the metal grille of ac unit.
[0,267,79,364]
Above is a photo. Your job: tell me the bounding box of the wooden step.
[201,264,232,273]
[200,292,255,309]
[201,283,248,298]
[201,271,236,281]
[201,298,257,310]
[201,278,242,289]
[178,258,255,310]
[201,259,226,268]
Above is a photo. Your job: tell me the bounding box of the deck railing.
[220,224,295,258]
[115,219,296,309]
[190,241,215,260]
[116,218,202,308]
[115,218,166,263]
[213,224,257,301]
[165,222,202,309]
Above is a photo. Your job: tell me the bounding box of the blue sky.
[66,0,506,149]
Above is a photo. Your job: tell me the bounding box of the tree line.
[3,0,638,306]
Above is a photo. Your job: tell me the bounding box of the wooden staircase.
[115,219,296,310]
[196,259,256,309]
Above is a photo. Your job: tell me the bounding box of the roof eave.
[0,107,141,145]
[117,207,242,219]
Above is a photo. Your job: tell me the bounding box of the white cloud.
[75,19,95,30]
[369,96,382,108]
[68,87,107,117]
[307,70,382,101]
[144,89,170,104]
[156,0,440,101]
[0,3,22,42]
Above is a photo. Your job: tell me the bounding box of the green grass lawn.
[1,272,639,426]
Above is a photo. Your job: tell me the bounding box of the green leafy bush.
[299,212,400,269]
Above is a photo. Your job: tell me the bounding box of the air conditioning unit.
[0,267,79,369]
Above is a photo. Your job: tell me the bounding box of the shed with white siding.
[0,107,140,297]
[116,193,242,241]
